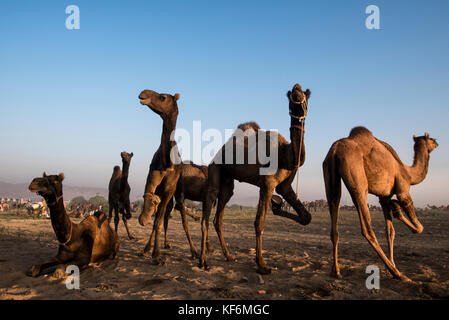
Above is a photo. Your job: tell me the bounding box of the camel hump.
[376,139,404,165]
[348,126,373,138]
[237,121,260,131]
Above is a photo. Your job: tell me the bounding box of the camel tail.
[322,144,342,214]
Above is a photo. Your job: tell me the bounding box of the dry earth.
[0,209,448,300]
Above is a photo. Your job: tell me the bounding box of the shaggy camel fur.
[28,173,119,277]
[323,127,438,281]
[108,151,135,240]
[199,83,312,274]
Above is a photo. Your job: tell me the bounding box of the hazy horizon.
[1,1,448,208]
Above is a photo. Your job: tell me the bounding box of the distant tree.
[70,196,87,207]
[88,194,108,208]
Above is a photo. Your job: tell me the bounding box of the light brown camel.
[199,83,312,274]
[137,90,212,262]
[323,127,438,281]
[28,173,119,277]
[108,151,135,240]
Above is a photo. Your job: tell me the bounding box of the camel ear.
[425,132,429,138]
[43,172,47,177]
[287,91,292,99]
[58,173,65,181]
[305,89,311,99]
[130,152,134,157]
[174,93,180,101]
[413,135,417,141]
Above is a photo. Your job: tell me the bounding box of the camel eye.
[160,95,166,101]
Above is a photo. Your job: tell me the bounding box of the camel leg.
[28,257,63,277]
[175,201,199,258]
[122,215,135,240]
[213,178,235,262]
[323,158,342,278]
[108,202,113,224]
[379,197,395,266]
[163,197,174,249]
[185,210,200,221]
[114,204,120,234]
[151,193,174,265]
[254,186,274,275]
[199,165,220,270]
[392,193,423,234]
[139,170,165,226]
[350,190,410,282]
[274,178,312,225]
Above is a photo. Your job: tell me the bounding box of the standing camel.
[323,127,438,281]
[199,83,312,274]
[108,151,135,240]
[137,90,213,262]
[28,173,119,277]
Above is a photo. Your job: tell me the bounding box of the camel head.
[287,83,311,120]
[139,89,180,118]
[121,151,134,163]
[29,172,64,203]
[413,132,439,153]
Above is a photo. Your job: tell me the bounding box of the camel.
[137,90,213,262]
[28,173,119,277]
[158,162,211,258]
[198,83,313,274]
[108,151,135,240]
[323,127,438,281]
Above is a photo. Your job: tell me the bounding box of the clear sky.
[1,0,448,207]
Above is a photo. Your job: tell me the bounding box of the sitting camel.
[28,173,119,277]
[108,151,135,240]
[323,127,438,281]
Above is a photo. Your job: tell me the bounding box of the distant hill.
[0,181,108,201]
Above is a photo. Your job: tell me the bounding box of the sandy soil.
[0,209,448,300]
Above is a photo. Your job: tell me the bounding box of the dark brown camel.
[323,127,438,281]
[159,162,211,258]
[199,83,312,274]
[28,173,119,277]
[108,151,135,240]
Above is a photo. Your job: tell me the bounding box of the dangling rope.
[295,119,305,200]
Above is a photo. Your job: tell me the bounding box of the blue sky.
[1,0,448,206]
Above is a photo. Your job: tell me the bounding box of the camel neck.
[407,141,430,185]
[160,113,178,168]
[290,117,306,168]
[120,159,130,192]
[47,195,72,244]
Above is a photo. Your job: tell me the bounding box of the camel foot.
[225,255,236,263]
[151,256,165,266]
[330,269,342,279]
[395,273,413,283]
[256,265,272,275]
[27,265,41,277]
[198,258,209,270]
[206,245,214,254]
[164,243,171,249]
[138,251,151,258]
[127,235,136,240]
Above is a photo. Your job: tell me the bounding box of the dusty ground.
[0,209,448,300]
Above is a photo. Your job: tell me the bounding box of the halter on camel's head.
[287,83,311,130]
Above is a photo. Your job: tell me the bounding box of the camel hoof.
[27,265,41,277]
[257,266,272,275]
[128,235,136,240]
[164,243,171,249]
[138,251,151,258]
[226,256,236,263]
[330,270,342,279]
[190,251,199,259]
[151,256,165,265]
[198,259,209,270]
[397,273,413,283]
